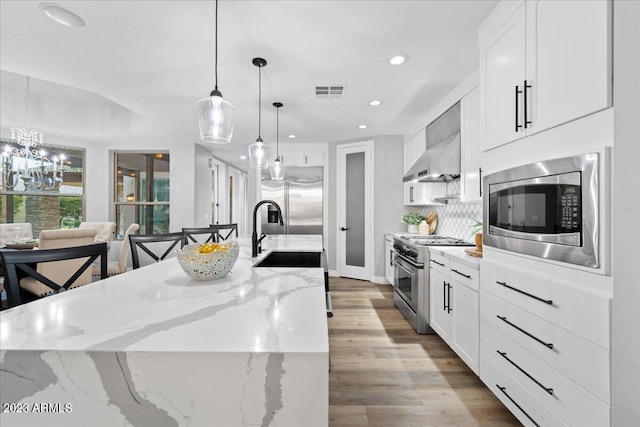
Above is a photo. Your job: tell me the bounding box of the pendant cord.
[214,0,218,90]
[258,66,262,140]
[25,76,30,127]
[276,107,279,157]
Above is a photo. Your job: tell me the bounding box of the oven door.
[393,254,419,312]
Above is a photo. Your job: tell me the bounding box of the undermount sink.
[253,251,323,268]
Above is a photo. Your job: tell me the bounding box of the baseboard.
[328,270,339,277]
[371,275,391,285]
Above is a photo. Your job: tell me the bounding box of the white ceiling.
[0,0,498,171]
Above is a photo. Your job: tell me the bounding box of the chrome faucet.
[252,200,284,257]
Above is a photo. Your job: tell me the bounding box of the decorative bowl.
[176,242,240,280]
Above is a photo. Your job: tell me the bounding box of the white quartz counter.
[0,235,328,426]
[429,246,481,269]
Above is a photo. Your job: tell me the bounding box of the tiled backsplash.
[418,199,482,243]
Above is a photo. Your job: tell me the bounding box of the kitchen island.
[0,235,328,427]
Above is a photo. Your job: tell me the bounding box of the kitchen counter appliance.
[393,235,472,333]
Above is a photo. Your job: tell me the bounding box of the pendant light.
[269,102,285,180]
[196,0,235,144]
[248,57,271,168]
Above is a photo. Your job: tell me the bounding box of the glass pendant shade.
[270,157,285,180]
[248,138,271,168]
[196,90,235,144]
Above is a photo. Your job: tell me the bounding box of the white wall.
[612,0,640,424]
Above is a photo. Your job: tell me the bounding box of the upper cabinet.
[279,143,326,166]
[460,86,482,202]
[479,0,611,152]
[403,128,427,174]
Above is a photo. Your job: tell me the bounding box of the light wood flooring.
[328,277,521,427]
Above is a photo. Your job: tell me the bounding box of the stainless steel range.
[393,235,473,334]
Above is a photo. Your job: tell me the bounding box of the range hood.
[403,102,461,183]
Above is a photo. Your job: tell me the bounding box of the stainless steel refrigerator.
[261,166,323,235]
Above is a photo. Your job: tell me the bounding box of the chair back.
[209,223,238,241]
[182,227,220,245]
[129,232,185,269]
[0,223,33,245]
[17,228,98,297]
[118,223,140,273]
[79,222,116,243]
[1,242,107,308]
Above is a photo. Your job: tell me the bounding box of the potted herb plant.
[403,213,425,234]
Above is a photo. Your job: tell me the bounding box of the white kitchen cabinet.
[478,0,611,152]
[384,234,395,285]
[429,251,479,374]
[403,182,446,206]
[460,86,482,202]
[279,143,326,166]
[479,260,611,426]
[403,128,426,174]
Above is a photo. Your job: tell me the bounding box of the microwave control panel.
[560,186,581,231]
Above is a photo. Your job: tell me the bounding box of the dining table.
[0,235,329,427]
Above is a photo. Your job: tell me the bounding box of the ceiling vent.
[315,85,346,99]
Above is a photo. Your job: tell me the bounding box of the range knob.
[409,250,418,258]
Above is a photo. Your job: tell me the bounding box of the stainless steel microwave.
[483,153,599,268]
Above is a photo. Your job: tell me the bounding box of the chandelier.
[2,76,66,192]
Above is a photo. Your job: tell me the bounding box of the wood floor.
[328,277,521,427]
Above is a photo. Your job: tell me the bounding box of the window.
[114,152,170,237]
[0,142,84,238]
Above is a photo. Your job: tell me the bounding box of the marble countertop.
[0,235,328,354]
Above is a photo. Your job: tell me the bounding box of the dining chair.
[16,228,99,299]
[129,231,186,269]
[1,242,107,309]
[0,223,33,245]
[208,223,238,241]
[91,223,139,278]
[182,227,220,245]
[79,221,117,243]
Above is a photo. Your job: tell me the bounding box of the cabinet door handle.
[389,250,394,267]
[497,351,554,395]
[304,154,308,164]
[410,186,414,203]
[479,167,483,197]
[443,282,447,311]
[339,227,350,231]
[496,281,553,305]
[515,85,523,132]
[430,259,445,267]
[496,385,540,427]
[451,268,471,279]
[447,282,452,313]
[497,316,554,349]
[523,80,532,129]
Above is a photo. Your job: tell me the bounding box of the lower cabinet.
[429,250,479,374]
[479,260,611,427]
[384,235,394,285]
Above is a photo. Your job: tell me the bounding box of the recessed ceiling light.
[369,100,382,106]
[240,155,247,160]
[288,134,296,139]
[389,54,408,65]
[358,124,368,129]
[39,2,86,28]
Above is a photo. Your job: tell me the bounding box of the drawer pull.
[497,351,554,395]
[497,316,554,349]
[430,259,445,267]
[497,384,540,427]
[452,268,471,279]
[496,281,553,305]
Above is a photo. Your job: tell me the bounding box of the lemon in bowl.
[176,242,240,280]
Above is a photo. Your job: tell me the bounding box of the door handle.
[340,227,350,231]
[409,186,414,203]
[523,80,532,129]
[479,167,483,197]
[515,85,523,132]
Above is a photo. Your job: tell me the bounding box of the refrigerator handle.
[285,181,290,234]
